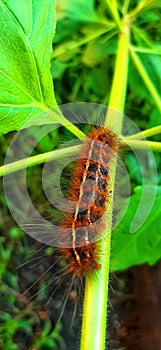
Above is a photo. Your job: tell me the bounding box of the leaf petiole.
[124,125,161,140]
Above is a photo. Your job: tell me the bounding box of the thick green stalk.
[107,16,130,116]
[80,15,130,350]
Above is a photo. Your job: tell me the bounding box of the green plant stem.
[104,0,121,30]
[80,15,130,350]
[125,125,161,140]
[107,16,130,116]
[130,45,161,55]
[129,48,161,112]
[1,138,161,178]
[132,25,153,48]
[0,145,81,177]
[52,25,115,58]
[123,140,161,152]
[36,103,85,139]
[122,0,130,15]
[129,0,156,18]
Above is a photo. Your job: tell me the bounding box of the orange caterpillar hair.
[61,126,119,278]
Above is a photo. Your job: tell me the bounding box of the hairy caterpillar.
[18,125,120,320]
[60,126,119,279]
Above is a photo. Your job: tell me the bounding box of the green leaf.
[54,18,80,44]
[129,53,161,99]
[111,186,161,271]
[54,0,98,44]
[149,108,161,128]
[82,38,117,66]
[86,63,111,96]
[0,0,57,135]
[57,0,97,23]
[51,59,67,79]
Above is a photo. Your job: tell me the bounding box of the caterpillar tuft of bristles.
[60,126,119,279]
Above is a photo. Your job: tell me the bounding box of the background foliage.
[0,0,161,349]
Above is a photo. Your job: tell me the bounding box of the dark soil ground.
[109,261,161,350]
